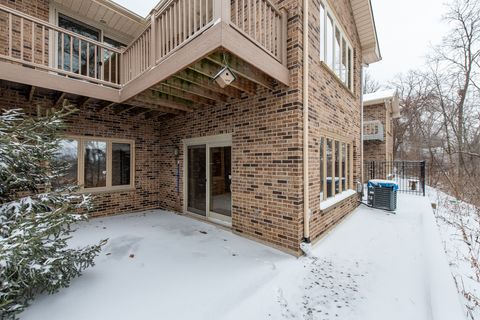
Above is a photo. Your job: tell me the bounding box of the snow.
[363,89,397,103]
[20,194,464,320]
[320,189,357,210]
[428,187,480,319]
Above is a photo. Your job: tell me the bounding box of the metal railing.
[363,120,384,141]
[0,1,287,88]
[364,160,427,196]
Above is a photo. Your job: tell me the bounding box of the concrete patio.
[20,194,463,320]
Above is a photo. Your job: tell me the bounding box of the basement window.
[55,136,135,192]
[319,1,354,92]
[319,136,354,204]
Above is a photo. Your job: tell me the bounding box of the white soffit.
[351,0,381,65]
[53,0,148,40]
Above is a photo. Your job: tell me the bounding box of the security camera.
[213,67,236,88]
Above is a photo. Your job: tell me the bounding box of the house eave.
[351,0,382,65]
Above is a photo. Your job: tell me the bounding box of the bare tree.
[363,69,383,94]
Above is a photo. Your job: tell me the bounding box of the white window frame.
[60,136,135,193]
[319,134,354,206]
[319,1,355,92]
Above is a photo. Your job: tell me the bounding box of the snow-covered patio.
[20,194,464,320]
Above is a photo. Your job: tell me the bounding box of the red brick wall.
[0,84,162,217]
[0,0,367,255]
[307,0,363,242]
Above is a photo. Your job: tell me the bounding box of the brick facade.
[0,0,368,255]
[363,102,394,163]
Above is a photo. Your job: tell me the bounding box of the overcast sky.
[115,0,450,84]
[368,0,450,83]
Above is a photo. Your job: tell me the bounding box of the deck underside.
[0,21,289,118]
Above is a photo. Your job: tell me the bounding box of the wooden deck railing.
[0,4,123,88]
[0,1,287,88]
[230,0,287,63]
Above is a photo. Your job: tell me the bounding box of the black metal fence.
[364,160,426,196]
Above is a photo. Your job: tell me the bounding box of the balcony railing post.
[150,13,156,66]
[213,0,231,24]
[280,7,288,66]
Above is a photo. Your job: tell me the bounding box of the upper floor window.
[319,2,354,92]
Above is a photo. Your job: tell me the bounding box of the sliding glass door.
[185,136,232,224]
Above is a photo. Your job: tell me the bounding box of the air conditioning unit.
[367,180,398,211]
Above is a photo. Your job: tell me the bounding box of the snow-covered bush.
[0,106,105,318]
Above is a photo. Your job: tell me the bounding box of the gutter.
[303,0,310,243]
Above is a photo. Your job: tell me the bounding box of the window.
[320,135,354,202]
[54,139,78,187]
[319,2,354,91]
[56,137,134,191]
[56,14,125,83]
[58,15,100,77]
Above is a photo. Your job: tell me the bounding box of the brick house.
[0,0,381,255]
[363,90,400,180]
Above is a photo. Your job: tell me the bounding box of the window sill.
[78,186,136,194]
[319,61,356,99]
[320,189,357,212]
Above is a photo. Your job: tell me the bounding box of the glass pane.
[334,140,340,195]
[335,28,341,77]
[326,139,333,198]
[210,146,232,217]
[112,143,131,186]
[84,141,107,188]
[347,144,351,190]
[348,47,353,90]
[320,138,325,201]
[320,4,325,61]
[187,145,207,215]
[341,143,346,190]
[54,139,78,186]
[103,37,125,84]
[341,38,347,83]
[326,15,334,68]
[58,15,99,77]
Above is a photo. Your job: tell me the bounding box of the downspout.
[360,65,367,187]
[303,0,310,243]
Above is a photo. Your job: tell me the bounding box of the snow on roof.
[363,89,397,104]
[363,89,401,119]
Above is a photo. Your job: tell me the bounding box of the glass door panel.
[187,145,207,216]
[209,146,232,217]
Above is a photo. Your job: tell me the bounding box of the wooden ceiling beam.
[28,86,36,102]
[162,78,228,103]
[207,52,275,90]
[98,102,117,111]
[115,105,138,115]
[132,92,194,112]
[150,84,216,107]
[126,97,192,114]
[173,69,243,99]
[54,92,66,108]
[188,60,257,95]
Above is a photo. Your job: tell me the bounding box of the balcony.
[363,120,384,141]
[0,0,289,114]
